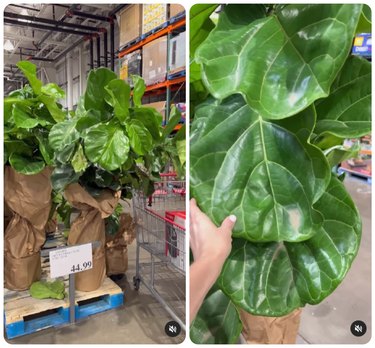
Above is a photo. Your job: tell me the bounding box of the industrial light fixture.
[4,39,14,51]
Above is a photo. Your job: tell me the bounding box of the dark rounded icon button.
[165,321,181,337]
[350,320,367,337]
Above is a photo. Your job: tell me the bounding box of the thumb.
[220,215,237,233]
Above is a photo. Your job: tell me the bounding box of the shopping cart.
[132,173,186,331]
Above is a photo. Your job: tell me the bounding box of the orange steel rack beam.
[119,18,186,58]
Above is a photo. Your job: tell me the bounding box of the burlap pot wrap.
[240,308,302,344]
[64,183,120,291]
[4,166,52,290]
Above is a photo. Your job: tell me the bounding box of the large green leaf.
[4,140,32,163]
[9,153,45,175]
[355,5,371,33]
[84,68,117,112]
[39,95,66,122]
[162,106,181,138]
[51,164,82,192]
[131,107,162,141]
[126,119,153,155]
[190,284,242,344]
[41,83,65,99]
[83,122,130,171]
[324,143,361,168]
[196,4,362,119]
[218,177,361,316]
[12,104,39,129]
[49,118,79,151]
[76,109,106,133]
[105,79,131,124]
[17,61,42,95]
[190,4,217,56]
[131,75,146,107]
[35,132,54,165]
[191,95,330,242]
[314,56,371,139]
[71,143,88,173]
[4,97,33,123]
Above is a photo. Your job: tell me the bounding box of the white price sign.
[50,243,93,278]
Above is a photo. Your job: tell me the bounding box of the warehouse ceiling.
[4,3,123,94]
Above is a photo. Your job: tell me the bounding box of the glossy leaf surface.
[83,123,130,171]
[17,61,42,95]
[218,177,361,316]
[314,56,371,139]
[132,75,146,107]
[196,4,362,119]
[190,284,242,344]
[9,153,45,175]
[84,67,117,112]
[126,119,153,155]
[191,95,329,242]
[48,119,79,151]
[105,79,131,124]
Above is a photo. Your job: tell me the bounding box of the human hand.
[190,198,236,265]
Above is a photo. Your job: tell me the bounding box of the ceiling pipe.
[66,9,111,22]
[89,37,94,70]
[110,19,115,71]
[7,4,40,12]
[4,11,103,32]
[37,4,79,47]
[104,30,108,67]
[109,5,128,17]
[53,37,85,63]
[4,18,94,36]
[96,34,101,68]
[26,56,54,62]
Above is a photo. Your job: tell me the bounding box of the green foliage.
[30,280,66,300]
[4,61,66,175]
[190,3,370,342]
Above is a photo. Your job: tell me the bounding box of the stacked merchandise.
[119,4,142,48]
[142,3,167,34]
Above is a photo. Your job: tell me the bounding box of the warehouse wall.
[54,21,120,110]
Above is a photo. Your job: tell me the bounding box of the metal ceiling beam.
[4,18,94,36]
[7,4,40,12]
[4,11,103,32]
[109,5,128,17]
[4,33,70,47]
[66,9,111,22]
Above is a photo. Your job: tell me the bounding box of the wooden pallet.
[5,231,124,339]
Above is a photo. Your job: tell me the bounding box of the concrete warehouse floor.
[297,176,371,344]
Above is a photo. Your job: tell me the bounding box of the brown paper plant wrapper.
[240,308,302,344]
[64,183,120,292]
[4,166,52,290]
[105,213,135,276]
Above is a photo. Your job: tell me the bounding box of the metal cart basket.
[132,173,186,330]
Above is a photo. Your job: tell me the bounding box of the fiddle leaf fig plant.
[190,4,371,343]
[49,68,183,196]
[4,61,67,175]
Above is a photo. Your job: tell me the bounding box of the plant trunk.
[240,308,302,344]
[105,212,135,276]
[4,166,52,290]
[64,183,120,291]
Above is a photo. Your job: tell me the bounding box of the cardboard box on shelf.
[142,36,167,86]
[119,50,142,86]
[169,4,185,18]
[119,4,142,48]
[169,31,186,74]
[142,3,167,34]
